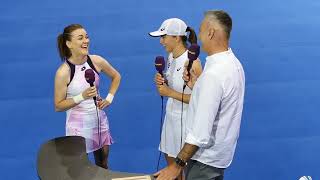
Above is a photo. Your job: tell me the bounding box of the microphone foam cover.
[155,56,165,72]
[188,43,200,61]
[84,69,95,84]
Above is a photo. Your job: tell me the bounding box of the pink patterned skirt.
[66,109,114,153]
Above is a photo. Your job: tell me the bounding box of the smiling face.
[159,35,179,53]
[66,28,90,57]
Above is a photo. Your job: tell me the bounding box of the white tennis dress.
[159,51,192,157]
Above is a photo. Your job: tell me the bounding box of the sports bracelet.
[72,93,84,104]
[105,93,114,103]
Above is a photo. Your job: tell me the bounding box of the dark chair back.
[36,136,153,180]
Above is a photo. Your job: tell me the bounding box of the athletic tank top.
[66,56,100,114]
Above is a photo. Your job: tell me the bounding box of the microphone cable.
[95,105,101,147]
[95,92,101,149]
[95,92,103,164]
[180,85,186,150]
[156,95,165,171]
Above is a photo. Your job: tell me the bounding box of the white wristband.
[73,93,84,104]
[105,93,114,103]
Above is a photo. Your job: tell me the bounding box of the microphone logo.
[188,50,196,55]
[155,56,165,75]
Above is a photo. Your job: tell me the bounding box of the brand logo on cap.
[299,176,312,180]
[160,28,165,31]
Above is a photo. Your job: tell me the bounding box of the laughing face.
[66,28,90,57]
[160,35,178,53]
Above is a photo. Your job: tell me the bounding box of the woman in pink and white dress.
[54,24,121,169]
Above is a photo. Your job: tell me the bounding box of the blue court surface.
[0,0,319,179]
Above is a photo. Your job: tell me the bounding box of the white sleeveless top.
[66,62,100,114]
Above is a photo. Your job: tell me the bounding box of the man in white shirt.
[155,10,245,180]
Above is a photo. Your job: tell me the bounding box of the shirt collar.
[205,48,232,63]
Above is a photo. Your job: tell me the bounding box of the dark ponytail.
[182,26,198,47]
[186,27,197,44]
[57,24,84,61]
[57,33,68,60]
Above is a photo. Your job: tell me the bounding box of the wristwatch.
[175,157,187,167]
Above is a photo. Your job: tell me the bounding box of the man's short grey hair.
[205,10,232,39]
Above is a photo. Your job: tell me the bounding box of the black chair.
[37,136,153,180]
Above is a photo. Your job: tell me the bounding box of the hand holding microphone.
[82,86,97,100]
[84,69,113,109]
[182,66,197,90]
[183,44,200,90]
[154,56,172,97]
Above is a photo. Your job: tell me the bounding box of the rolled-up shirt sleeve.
[185,72,222,148]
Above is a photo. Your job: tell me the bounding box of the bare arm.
[155,59,202,103]
[54,64,97,112]
[170,59,202,103]
[166,87,192,103]
[54,64,80,112]
[92,55,121,96]
[154,143,199,179]
[90,55,121,109]
[177,143,199,162]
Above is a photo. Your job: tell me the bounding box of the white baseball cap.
[149,18,188,37]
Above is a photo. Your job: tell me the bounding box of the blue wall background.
[0,0,319,179]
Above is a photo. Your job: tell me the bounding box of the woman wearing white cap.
[149,18,202,180]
